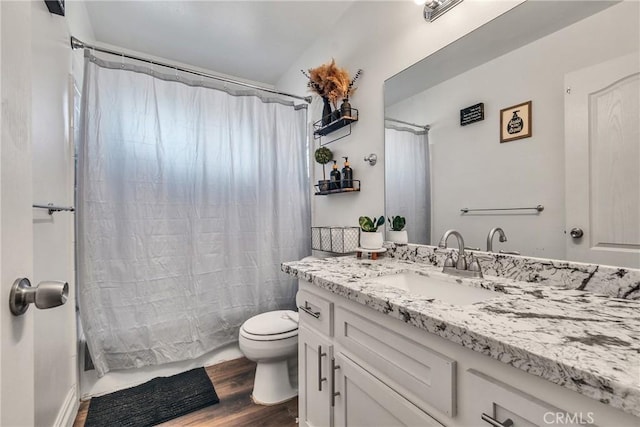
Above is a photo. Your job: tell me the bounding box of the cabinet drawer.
[297,289,333,337]
[466,370,588,427]
[335,306,456,417]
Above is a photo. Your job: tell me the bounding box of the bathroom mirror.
[384,0,640,267]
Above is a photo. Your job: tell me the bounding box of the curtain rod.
[70,36,312,104]
[384,117,430,130]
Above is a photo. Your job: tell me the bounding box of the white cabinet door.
[299,325,333,427]
[333,352,443,427]
[565,52,640,268]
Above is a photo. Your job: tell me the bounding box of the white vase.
[387,230,408,245]
[360,231,383,250]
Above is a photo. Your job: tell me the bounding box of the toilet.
[239,309,299,405]
[239,256,317,405]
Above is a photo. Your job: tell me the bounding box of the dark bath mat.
[85,367,219,427]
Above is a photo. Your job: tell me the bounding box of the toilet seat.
[240,310,299,341]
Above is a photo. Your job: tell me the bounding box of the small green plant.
[359,215,385,232]
[388,216,406,231]
[314,147,333,180]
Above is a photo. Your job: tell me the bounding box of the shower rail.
[384,117,430,130]
[70,36,312,104]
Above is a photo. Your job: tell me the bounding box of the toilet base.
[251,359,298,405]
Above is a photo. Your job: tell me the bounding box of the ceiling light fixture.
[423,0,464,22]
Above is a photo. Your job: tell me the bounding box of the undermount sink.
[370,271,498,305]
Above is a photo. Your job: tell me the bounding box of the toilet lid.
[242,310,298,336]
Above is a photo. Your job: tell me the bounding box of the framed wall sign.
[500,100,532,143]
[460,102,484,126]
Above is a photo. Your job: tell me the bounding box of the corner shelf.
[314,180,361,196]
[313,108,358,145]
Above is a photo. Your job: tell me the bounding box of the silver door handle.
[318,345,327,391]
[298,302,320,319]
[570,228,584,238]
[9,278,68,316]
[481,413,514,427]
[331,357,341,407]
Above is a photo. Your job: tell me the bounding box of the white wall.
[31,1,95,425]
[276,0,524,240]
[386,2,639,259]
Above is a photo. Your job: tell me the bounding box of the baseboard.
[54,386,79,427]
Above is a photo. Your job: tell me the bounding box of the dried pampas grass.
[302,59,362,107]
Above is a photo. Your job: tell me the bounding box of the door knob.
[570,228,584,239]
[9,278,68,316]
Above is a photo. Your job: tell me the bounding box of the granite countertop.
[282,255,640,417]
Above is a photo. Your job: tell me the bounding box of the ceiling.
[84,1,356,86]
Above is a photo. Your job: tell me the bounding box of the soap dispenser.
[330,160,341,190]
[341,156,353,189]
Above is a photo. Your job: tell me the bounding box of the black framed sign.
[460,103,484,126]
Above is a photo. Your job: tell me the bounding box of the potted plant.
[315,146,333,192]
[387,216,408,245]
[358,215,385,250]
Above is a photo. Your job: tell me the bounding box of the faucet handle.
[467,254,483,277]
[444,253,455,268]
[455,252,467,270]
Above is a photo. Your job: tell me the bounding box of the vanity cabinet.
[297,284,451,427]
[296,280,640,427]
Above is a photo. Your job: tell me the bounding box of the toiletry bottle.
[341,156,353,189]
[330,160,341,190]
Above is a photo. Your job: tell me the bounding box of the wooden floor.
[73,357,298,427]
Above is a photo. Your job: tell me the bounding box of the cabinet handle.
[298,302,320,319]
[481,413,514,427]
[318,345,327,391]
[331,357,341,407]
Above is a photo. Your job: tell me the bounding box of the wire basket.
[311,226,359,253]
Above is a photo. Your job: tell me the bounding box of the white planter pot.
[387,230,408,245]
[360,231,384,250]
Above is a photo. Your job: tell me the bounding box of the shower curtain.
[385,126,431,244]
[77,52,310,375]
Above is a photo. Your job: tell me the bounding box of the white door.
[565,52,640,268]
[0,1,36,426]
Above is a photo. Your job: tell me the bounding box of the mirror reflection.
[384,1,639,268]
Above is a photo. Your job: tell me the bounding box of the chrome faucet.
[438,229,483,278]
[486,227,507,252]
[438,229,467,270]
[487,227,520,255]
